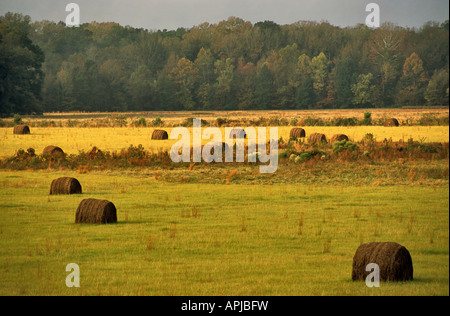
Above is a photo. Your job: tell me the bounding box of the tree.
[254,64,275,109]
[334,58,358,108]
[311,52,331,104]
[425,68,449,106]
[213,58,235,109]
[98,59,128,111]
[295,76,315,109]
[0,13,44,116]
[168,57,199,109]
[127,65,157,110]
[351,73,376,107]
[398,52,427,106]
[235,59,256,110]
[368,23,403,106]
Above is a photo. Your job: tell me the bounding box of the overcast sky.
[1,0,448,30]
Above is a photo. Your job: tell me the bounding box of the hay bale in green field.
[75,198,117,224]
[50,177,82,195]
[352,242,413,282]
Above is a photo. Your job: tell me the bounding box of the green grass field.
[0,169,448,296]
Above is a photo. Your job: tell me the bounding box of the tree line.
[0,13,449,115]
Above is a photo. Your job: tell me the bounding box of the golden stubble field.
[0,125,448,158]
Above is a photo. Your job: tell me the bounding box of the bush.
[152,116,164,127]
[180,118,207,127]
[302,116,325,126]
[333,140,359,153]
[13,114,22,125]
[216,118,228,127]
[331,117,358,126]
[294,150,325,163]
[135,117,147,127]
[362,112,372,125]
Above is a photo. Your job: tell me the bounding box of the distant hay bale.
[208,142,230,156]
[309,133,327,145]
[290,128,306,139]
[229,128,247,139]
[151,129,169,140]
[13,125,30,135]
[352,242,413,282]
[384,118,400,127]
[50,177,82,195]
[43,146,65,158]
[331,134,349,143]
[75,198,117,224]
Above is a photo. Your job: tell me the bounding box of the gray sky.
[0,0,448,30]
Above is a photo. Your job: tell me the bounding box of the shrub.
[362,112,372,125]
[181,118,207,127]
[333,140,359,153]
[152,116,164,127]
[331,117,358,126]
[302,116,325,126]
[216,118,228,126]
[294,150,325,163]
[135,117,147,127]
[13,114,22,126]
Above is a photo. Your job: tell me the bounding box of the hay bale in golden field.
[13,125,31,135]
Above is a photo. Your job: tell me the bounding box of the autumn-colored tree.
[168,57,199,109]
[425,67,449,106]
[235,59,256,110]
[5,14,447,113]
[398,52,427,106]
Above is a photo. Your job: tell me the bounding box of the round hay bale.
[331,134,349,143]
[50,177,82,195]
[352,242,413,282]
[290,128,306,139]
[229,128,247,139]
[43,146,65,158]
[151,129,169,140]
[309,133,327,145]
[384,118,400,127]
[75,198,117,224]
[13,125,31,135]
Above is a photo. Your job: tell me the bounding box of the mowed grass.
[0,170,448,296]
[0,125,449,158]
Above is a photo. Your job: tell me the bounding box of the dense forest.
[0,12,449,115]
